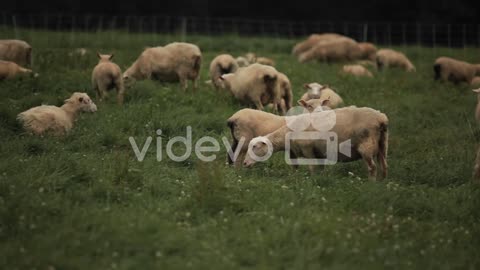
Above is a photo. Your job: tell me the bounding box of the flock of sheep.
[1,32,480,180]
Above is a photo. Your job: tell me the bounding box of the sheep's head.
[245,52,257,63]
[97,52,114,63]
[218,73,234,89]
[297,97,331,113]
[303,82,328,99]
[66,92,97,112]
[236,57,250,67]
[122,71,136,87]
[244,136,272,168]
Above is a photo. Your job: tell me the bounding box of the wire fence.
[1,13,480,47]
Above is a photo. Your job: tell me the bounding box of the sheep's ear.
[321,97,331,106]
[321,84,329,90]
[303,83,310,89]
[96,52,101,59]
[297,99,307,107]
[109,54,114,60]
[473,89,480,93]
[263,74,276,82]
[219,75,225,81]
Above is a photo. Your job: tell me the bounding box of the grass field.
[1,27,480,269]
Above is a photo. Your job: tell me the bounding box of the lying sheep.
[376,49,415,72]
[227,109,286,167]
[220,63,280,113]
[209,54,239,90]
[357,42,377,61]
[92,53,125,104]
[243,53,275,66]
[0,39,32,67]
[292,33,344,57]
[244,106,389,179]
[0,60,33,80]
[298,37,363,63]
[123,42,202,90]
[17,92,97,136]
[433,57,480,84]
[340,64,374,78]
[299,83,343,108]
[235,56,250,67]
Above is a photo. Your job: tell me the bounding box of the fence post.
[387,23,391,46]
[432,24,436,49]
[462,24,466,48]
[447,24,451,49]
[416,22,421,47]
[12,15,18,39]
[362,23,368,42]
[180,17,187,41]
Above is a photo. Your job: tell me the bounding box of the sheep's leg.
[363,156,377,180]
[254,99,264,111]
[116,81,125,105]
[235,150,247,169]
[98,84,108,102]
[180,77,188,91]
[193,79,198,91]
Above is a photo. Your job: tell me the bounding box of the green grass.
[1,27,480,270]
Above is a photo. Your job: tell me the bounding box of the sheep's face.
[244,137,271,167]
[122,73,136,87]
[298,98,331,113]
[236,57,250,67]
[304,82,327,99]
[69,93,97,112]
[219,74,234,89]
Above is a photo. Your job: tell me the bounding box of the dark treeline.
[3,0,480,23]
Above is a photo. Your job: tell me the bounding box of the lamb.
[209,54,239,90]
[340,64,374,78]
[235,56,250,67]
[433,57,480,84]
[299,83,344,109]
[123,42,202,90]
[298,37,363,63]
[0,39,32,67]
[376,49,415,72]
[17,92,97,136]
[219,63,280,113]
[292,33,344,57]
[92,53,125,104]
[227,109,286,167]
[0,60,33,80]
[243,106,389,180]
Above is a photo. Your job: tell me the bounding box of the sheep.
[123,42,202,90]
[472,77,480,86]
[299,83,344,108]
[209,54,239,90]
[92,53,125,104]
[0,60,33,80]
[340,64,374,78]
[235,56,250,67]
[292,33,345,57]
[376,49,415,72]
[433,57,480,84]
[275,72,293,114]
[298,37,363,63]
[227,109,286,167]
[0,39,32,67]
[298,97,332,112]
[357,42,377,61]
[17,92,97,136]
[245,52,257,64]
[219,63,281,113]
[243,106,389,180]
[243,53,275,66]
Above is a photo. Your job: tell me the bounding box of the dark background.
[3,0,480,23]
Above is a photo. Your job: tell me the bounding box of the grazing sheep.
[0,60,33,80]
[227,109,286,167]
[123,42,202,90]
[244,106,389,179]
[357,42,377,61]
[433,57,480,84]
[92,53,125,104]
[292,33,344,57]
[340,64,374,78]
[0,39,32,67]
[298,37,363,63]
[275,72,293,114]
[299,83,343,108]
[235,56,250,67]
[209,54,239,90]
[376,49,415,72]
[17,92,97,136]
[220,63,281,113]
[472,77,480,86]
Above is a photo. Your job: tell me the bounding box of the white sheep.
[0,39,32,67]
[357,42,377,61]
[227,108,286,167]
[92,53,125,104]
[292,33,344,57]
[376,49,415,72]
[340,64,374,78]
[17,92,97,136]
[244,106,389,179]
[123,42,202,90]
[235,56,250,67]
[209,54,239,90]
[0,60,33,80]
[299,83,343,109]
[298,37,363,63]
[434,57,480,84]
[220,63,281,113]
[275,72,293,114]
